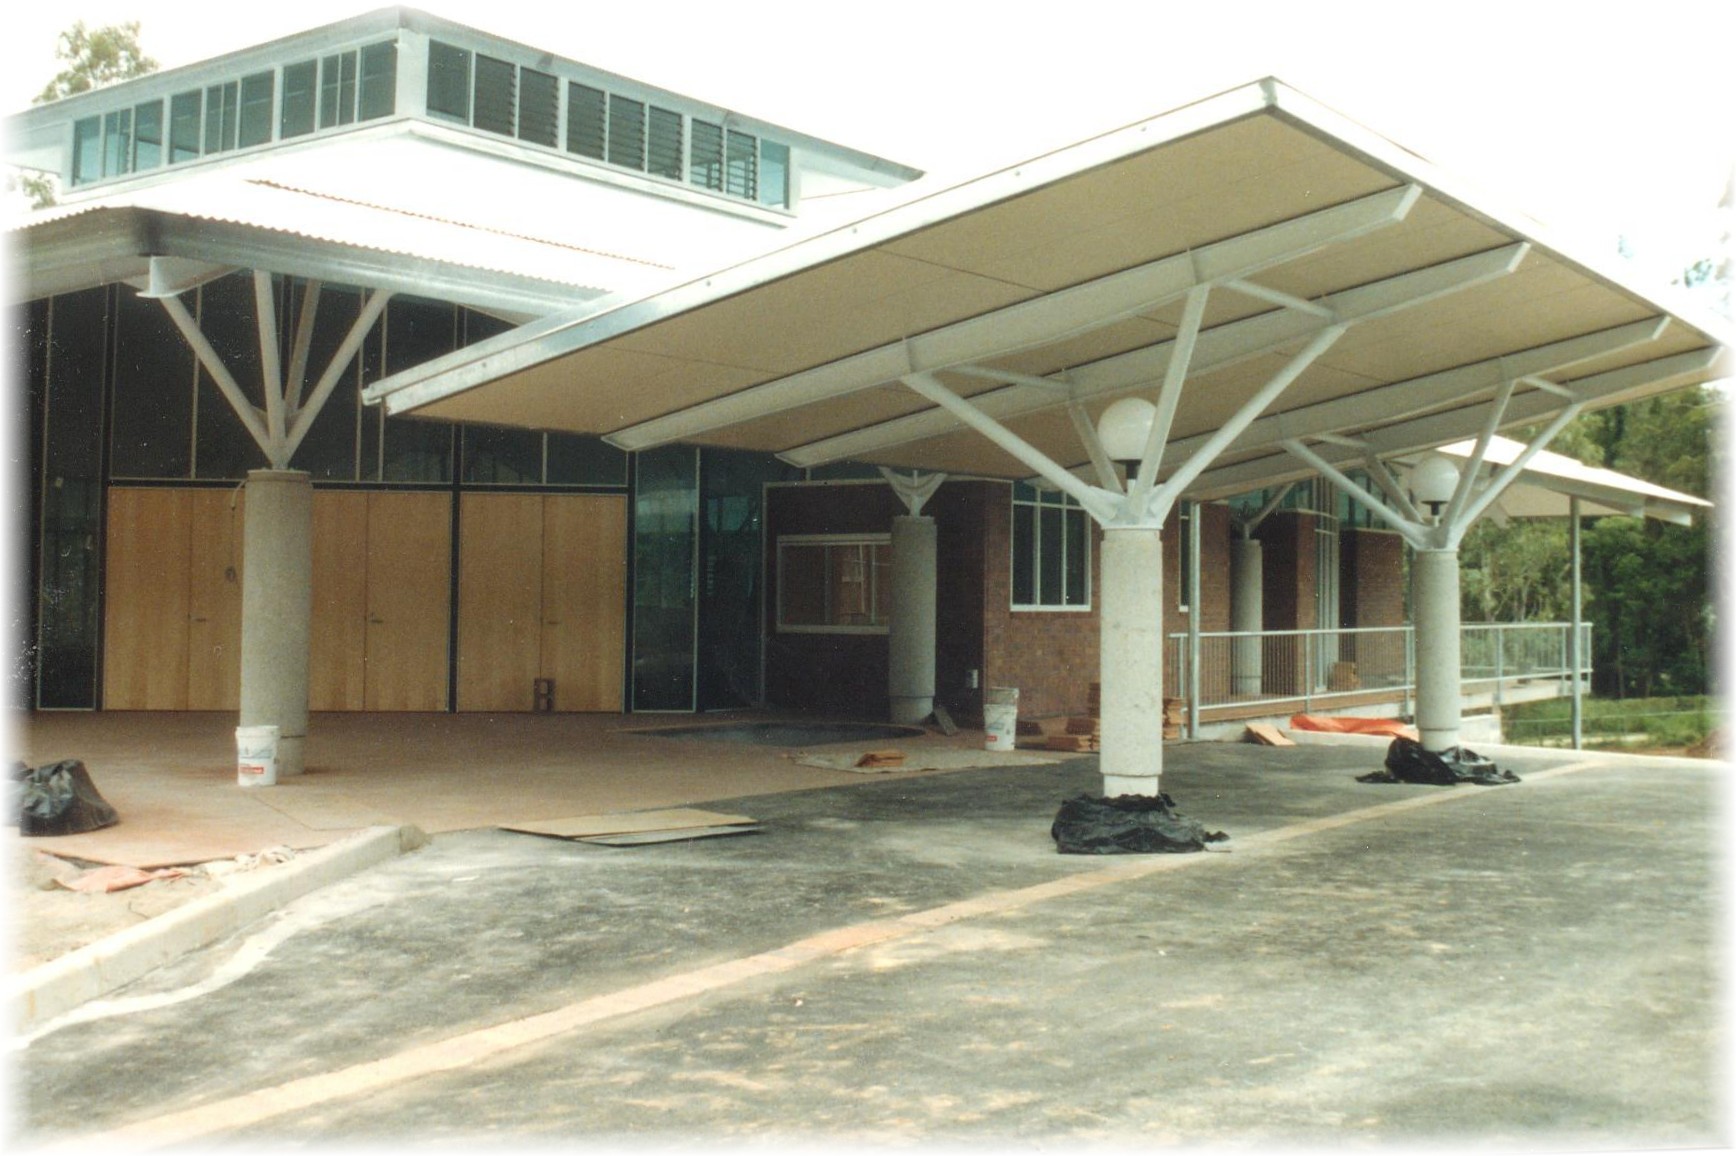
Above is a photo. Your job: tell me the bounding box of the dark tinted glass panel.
[426,41,470,121]
[633,445,697,710]
[71,117,101,184]
[759,140,789,207]
[690,119,722,189]
[111,290,194,478]
[566,82,605,158]
[357,41,397,120]
[204,82,238,153]
[37,290,109,708]
[545,434,627,486]
[169,91,201,162]
[133,100,163,168]
[381,298,457,482]
[472,55,515,137]
[1039,506,1063,605]
[647,106,682,179]
[319,52,357,128]
[1011,502,1035,605]
[102,109,131,176]
[517,68,557,146]
[462,425,541,484]
[238,71,274,147]
[697,448,795,709]
[607,94,644,169]
[1063,508,1088,606]
[281,60,317,136]
[725,129,756,199]
[286,283,362,480]
[193,275,269,479]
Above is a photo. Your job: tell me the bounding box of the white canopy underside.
[362,79,1728,502]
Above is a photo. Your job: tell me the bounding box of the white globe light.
[1409,452,1461,510]
[1097,397,1159,463]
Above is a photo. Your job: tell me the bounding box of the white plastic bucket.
[236,725,280,788]
[983,686,1020,752]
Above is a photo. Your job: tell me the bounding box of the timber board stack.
[1045,684,1185,751]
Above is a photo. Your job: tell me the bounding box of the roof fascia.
[1262,79,1735,352]
[366,80,1283,414]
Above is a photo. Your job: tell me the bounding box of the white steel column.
[239,469,313,777]
[888,515,939,725]
[881,468,945,725]
[1230,536,1264,695]
[1411,548,1463,752]
[1101,527,1166,796]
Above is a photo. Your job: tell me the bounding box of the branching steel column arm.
[900,372,1121,524]
[1067,399,1122,491]
[1363,455,1424,524]
[285,279,323,420]
[879,467,947,516]
[157,292,274,454]
[1148,324,1347,523]
[1449,400,1586,544]
[284,289,393,464]
[254,271,287,447]
[1235,481,1295,538]
[1441,377,1517,528]
[1283,439,1430,549]
[1130,283,1211,506]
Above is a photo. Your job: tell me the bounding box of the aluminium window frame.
[775,532,893,635]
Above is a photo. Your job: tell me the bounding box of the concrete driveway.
[10,740,1725,1150]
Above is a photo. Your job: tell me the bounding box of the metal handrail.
[1165,621,1592,716]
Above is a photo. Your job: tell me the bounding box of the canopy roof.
[366,79,1728,496]
[1429,435,1711,526]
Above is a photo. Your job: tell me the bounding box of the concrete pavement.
[9,740,1727,1149]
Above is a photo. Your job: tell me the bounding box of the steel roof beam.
[1185,348,1719,499]
[604,185,1423,452]
[780,242,1529,468]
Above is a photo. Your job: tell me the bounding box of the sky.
[3,0,1733,295]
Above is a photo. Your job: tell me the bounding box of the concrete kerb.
[11,823,428,1035]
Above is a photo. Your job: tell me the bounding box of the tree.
[10,22,159,210]
[34,21,157,104]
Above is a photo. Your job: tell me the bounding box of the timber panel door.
[103,488,193,710]
[362,491,452,712]
[453,492,626,712]
[183,489,246,710]
[541,494,627,712]
[103,488,246,710]
[457,493,545,711]
[310,491,369,711]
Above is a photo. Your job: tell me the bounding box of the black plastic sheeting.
[11,759,120,836]
[1358,737,1520,787]
[1052,792,1229,855]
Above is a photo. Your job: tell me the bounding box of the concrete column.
[1412,547,1462,753]
[887,514,937,725]
[1230,535,1264,695]
[1100,526,1165,797]
[239,469,313,778]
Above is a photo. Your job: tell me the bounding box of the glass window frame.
[775,533,893,635]
[1010,485,1091,612]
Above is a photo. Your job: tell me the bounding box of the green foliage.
[1455,384,1718,698]
[1504,695,1718,750]
[34,21,157,104]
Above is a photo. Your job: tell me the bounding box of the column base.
[889,696,934,726]
[1101,774,1159,798]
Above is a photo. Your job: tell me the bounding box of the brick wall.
[1340,528,1406,628]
